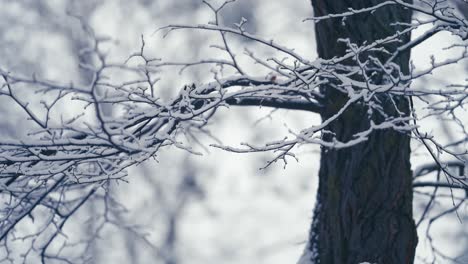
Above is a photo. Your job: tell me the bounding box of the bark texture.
[307,1,418,263]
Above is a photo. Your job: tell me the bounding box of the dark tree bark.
[306,1,418,263]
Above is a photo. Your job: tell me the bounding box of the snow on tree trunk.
[302,1,418,263]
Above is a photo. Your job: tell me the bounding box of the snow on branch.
[0,0,467,260]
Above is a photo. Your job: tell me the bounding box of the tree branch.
[413,181,468,191]
[225,97,323,113]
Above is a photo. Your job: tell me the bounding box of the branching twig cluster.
[0,0,467,262]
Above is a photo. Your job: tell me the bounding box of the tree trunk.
[304,1,418,263]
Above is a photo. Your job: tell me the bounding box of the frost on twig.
[0,0,467,262]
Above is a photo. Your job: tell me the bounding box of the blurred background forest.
[0,0,466,263]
